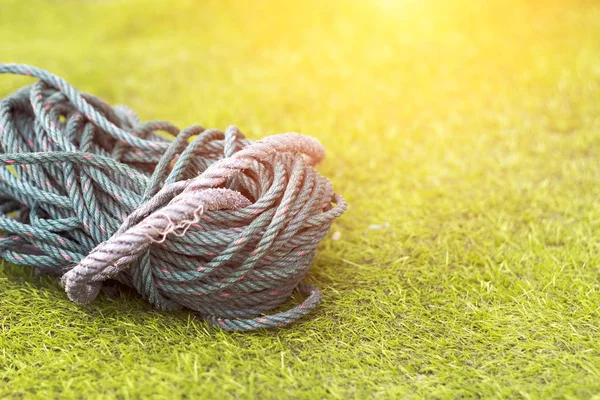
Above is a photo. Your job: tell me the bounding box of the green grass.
[2,0,600,398]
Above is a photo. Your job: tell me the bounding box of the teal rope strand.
[0,63,346,331]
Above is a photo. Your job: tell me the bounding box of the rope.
[0,63,346,331]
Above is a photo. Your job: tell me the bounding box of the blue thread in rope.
[0,63,346,331]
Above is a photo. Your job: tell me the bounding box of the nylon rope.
[0,63,346,331]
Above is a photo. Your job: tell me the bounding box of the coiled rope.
[0,63,346,331]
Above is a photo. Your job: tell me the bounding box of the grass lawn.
[2,0,600,398]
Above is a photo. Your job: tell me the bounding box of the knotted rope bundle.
[0,63,346,331]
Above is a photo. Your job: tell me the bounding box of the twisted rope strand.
[0,63,346,331]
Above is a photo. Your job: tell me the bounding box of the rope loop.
[0,63,346,331]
